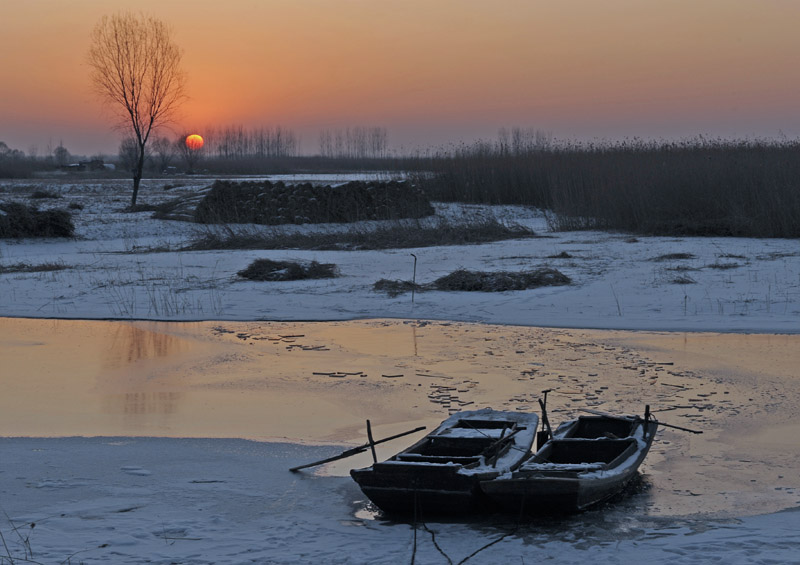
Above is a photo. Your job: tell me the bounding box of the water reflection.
[105,323,192,369]
[115,392,183,415]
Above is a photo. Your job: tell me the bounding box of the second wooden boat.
[480,409,658,514]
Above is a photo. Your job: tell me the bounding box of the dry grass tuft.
[650,253,696,262]
[706,262,742,270]
[0,261,69,274]
[375,267,571,295]
[237,259,338,281]
[431,268,571,292]
[372,279,423,297]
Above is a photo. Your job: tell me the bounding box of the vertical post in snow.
[411,253,418,304]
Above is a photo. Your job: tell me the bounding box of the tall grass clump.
[420,135,800,238]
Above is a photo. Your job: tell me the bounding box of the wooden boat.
[350,408,538,515]
[480,409,658,514]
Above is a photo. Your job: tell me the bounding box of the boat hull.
[480,463,643,514]
[351,465,489,514]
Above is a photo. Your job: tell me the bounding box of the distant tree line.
[0,141,33,178]
[318,126,389,159]
[203,125,300,160]
[0,140,108,177]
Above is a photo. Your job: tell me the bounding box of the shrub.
[237,259,338,281]
[0,202,75,238]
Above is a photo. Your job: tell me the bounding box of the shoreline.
[4,313,800,335]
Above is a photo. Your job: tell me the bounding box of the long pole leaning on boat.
[578,408,704,434]
[289,425,427,472]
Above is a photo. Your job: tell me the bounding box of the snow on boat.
[350,408,538,515]
[480,409,658,514]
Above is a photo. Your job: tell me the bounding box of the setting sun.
[185,134,204,150]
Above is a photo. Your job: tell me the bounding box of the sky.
[2,0,800,156]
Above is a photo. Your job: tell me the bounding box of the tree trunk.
[131,176,141,208]
[130,143,146,208]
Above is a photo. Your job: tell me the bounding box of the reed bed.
[420,138,800,238]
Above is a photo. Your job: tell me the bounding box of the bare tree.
[87,13,186,207]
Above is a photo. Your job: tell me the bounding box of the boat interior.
[393,419,520,465]
[566,416,637,439]
[527,438,636,467]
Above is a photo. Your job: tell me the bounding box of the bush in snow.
[0,202,74,238]
[237,259,338,281]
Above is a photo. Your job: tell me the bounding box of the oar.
[289,425,427,472]
[579,408,703,434]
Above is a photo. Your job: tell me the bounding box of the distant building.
[62,159,107,172]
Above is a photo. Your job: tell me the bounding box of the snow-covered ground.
[1,175,799,563]
[1,176,798,332]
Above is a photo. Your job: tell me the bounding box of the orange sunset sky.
[2,0,800,155]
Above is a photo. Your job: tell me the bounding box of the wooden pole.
[366,419,378,464]
[579,407,703,434]
[538,398,553,441]
[289,425,427,472]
